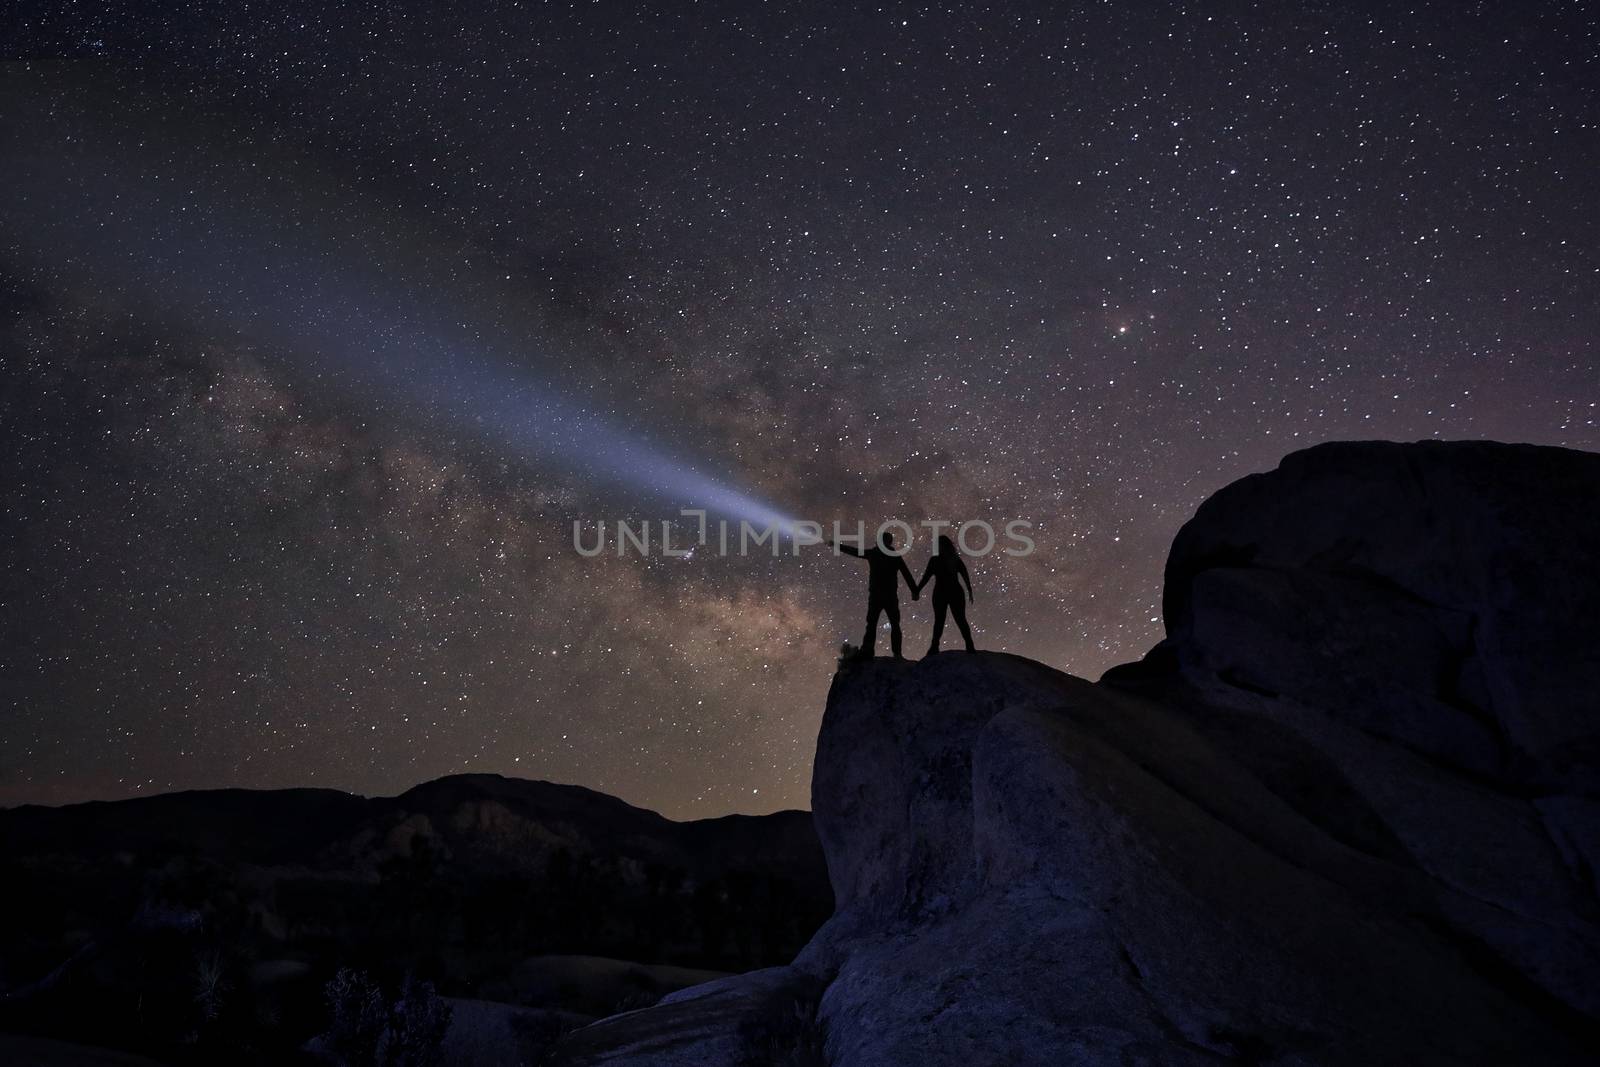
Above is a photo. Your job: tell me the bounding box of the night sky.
[2,3,1595,817]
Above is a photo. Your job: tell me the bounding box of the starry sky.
[2,2,1595,817]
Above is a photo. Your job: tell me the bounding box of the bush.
[739,992,827,1067]
[612,989,661,1014]
[193,948,230,1022]
[319,967,453,1067]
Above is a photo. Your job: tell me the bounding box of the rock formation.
[553,440,1600,1065]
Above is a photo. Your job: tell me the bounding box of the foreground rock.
[806,653,1596,1064]
[557,440,1600,1065]
[549,966,823,1066]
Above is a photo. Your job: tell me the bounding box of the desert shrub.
[386,972,453,1067]
[612,988,661,1014]
[836,642,859,668]
[320,968,388,1064]
[193,948,230,1022]
[507,1009,581,1063]
[319,967,453,1067]
[739,992,828,1067]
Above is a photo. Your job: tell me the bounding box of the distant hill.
[0,774,832,1063]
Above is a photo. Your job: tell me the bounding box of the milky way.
[2,3,1595,816]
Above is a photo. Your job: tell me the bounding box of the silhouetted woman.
[915,535,975,654]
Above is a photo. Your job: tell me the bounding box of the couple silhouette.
[831,531,975,659]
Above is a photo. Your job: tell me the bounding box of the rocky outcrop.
[552,440,1600,1065]
[798,441,1599,1065]
[1158,439,1600,794]
[804,652,1598,1064]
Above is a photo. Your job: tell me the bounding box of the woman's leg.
[928,594,948,654]
[950,595,975,651]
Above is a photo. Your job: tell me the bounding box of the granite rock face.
[804,653,1597,1064]
[554,441,1600,1065]
[1160,439,1600,792]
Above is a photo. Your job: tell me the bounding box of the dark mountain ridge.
[2,773,825,881]
[0,773,832,1063]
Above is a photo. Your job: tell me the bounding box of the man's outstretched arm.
[827,538,864,558]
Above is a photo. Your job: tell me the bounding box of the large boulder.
[800,651,1597,1064]
[1159,439,1600,791]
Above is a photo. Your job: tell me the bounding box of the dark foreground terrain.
[0,774,831,1063]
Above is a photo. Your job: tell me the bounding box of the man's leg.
[861,604,882,656]
[886,602,903,659]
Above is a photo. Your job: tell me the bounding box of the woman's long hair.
[937,534,958,559]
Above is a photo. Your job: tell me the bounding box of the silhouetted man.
[831,530,919,659]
